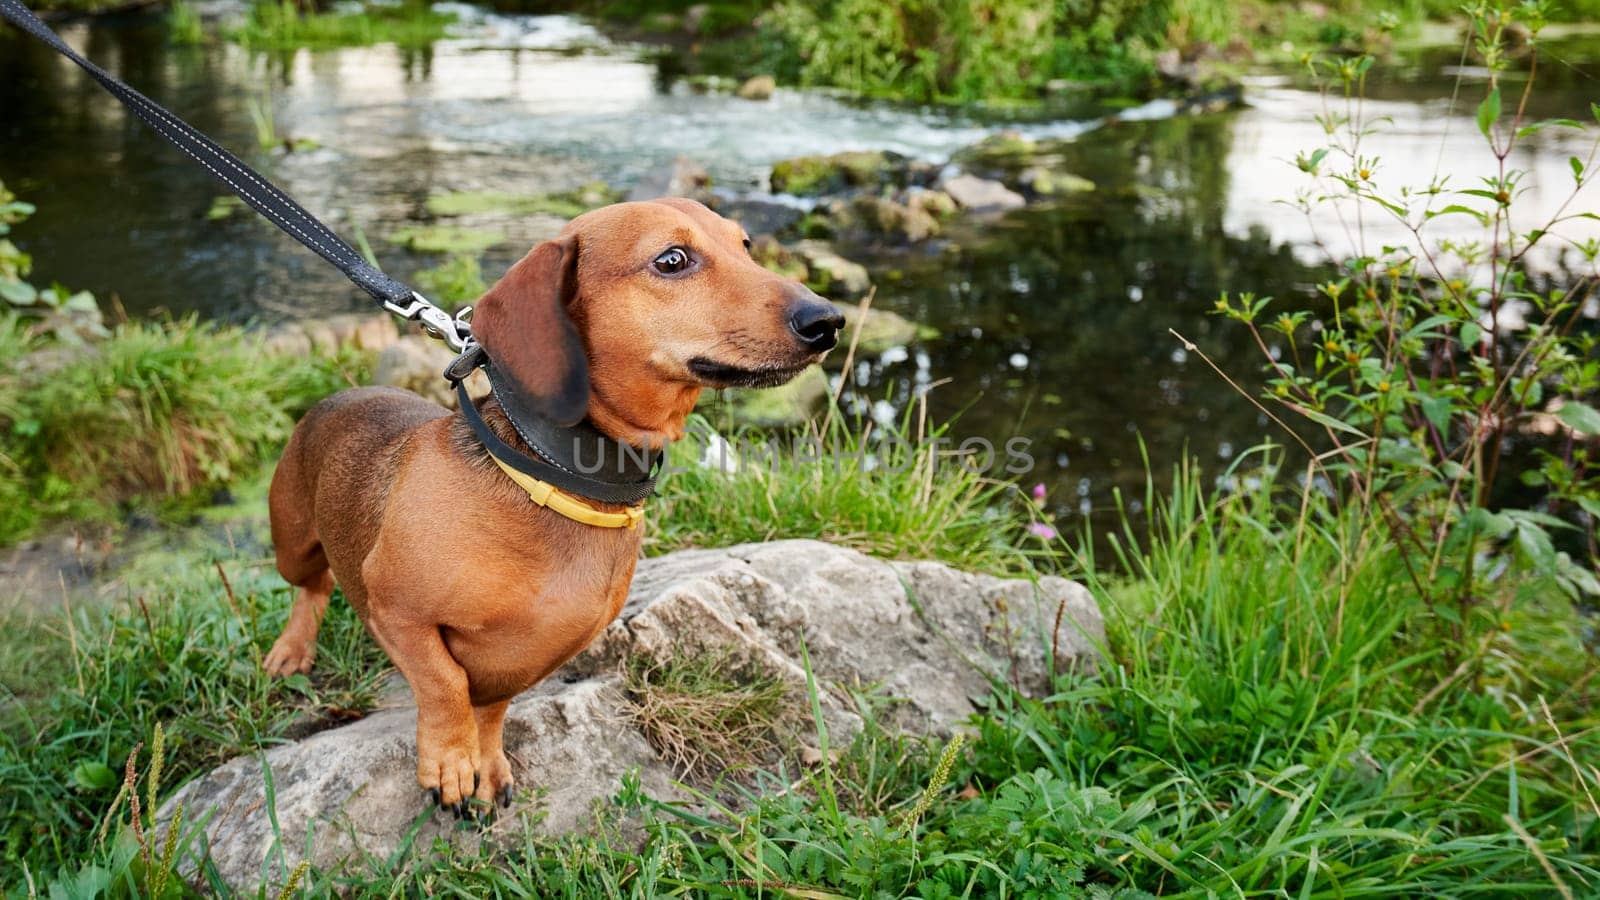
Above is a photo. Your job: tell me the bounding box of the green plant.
[760,0,1189,101]
[1,181,107,345]
[38,724,201,899]
[246,94,318,154]
[0,555,391,877]
[1206,0,1600,685]
[169,0,205,46]
[229,0,455,53]
[0,315,368,543]
[414,252,488,310]
[651,398,1033,573]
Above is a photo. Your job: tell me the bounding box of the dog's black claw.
[427,788,440,807]
[473,773,480,791]
[499,786,513,808]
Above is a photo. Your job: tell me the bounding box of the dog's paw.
[262,637,315,676]
[418,742,480,818]
[476,748,515,811]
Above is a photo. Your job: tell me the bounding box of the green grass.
[228,0,455,53]
[5,443,1593,895]
[0,314,369,545]
[649,405,1035,574]
[340,463,1597,896]
[0,554,391,879]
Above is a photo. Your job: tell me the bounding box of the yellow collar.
[486,451,645,529]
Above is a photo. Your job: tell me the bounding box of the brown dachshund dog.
[261,198,843,815]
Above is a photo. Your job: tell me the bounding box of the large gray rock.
[162,540,1101,891]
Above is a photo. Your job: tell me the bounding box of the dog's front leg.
[369,617,481,816]
[473,700,515,809]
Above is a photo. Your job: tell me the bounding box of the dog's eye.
[742,237,752,253]
[652,247,694,275]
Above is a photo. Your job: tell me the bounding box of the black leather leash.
[1,0,660,503]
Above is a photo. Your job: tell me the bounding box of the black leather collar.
[449,348,661,506]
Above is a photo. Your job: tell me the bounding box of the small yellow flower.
[1358,168,1372,181]
[1376,381,1391,393]
[1323,340,1339,353]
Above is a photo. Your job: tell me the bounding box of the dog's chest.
[446,529,639,699]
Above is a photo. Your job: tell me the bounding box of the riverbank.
[3,444,1595,894]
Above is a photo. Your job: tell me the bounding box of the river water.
[2,7,1597,537]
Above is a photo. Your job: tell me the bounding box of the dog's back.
[269,387,448,604]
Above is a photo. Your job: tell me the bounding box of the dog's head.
[469,198,844,442]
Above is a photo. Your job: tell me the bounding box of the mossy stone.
[770,150,910,196]
[424,183,621,220]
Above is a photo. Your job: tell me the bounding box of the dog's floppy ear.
[470,235,589,426]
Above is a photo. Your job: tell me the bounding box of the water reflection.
[855,114,1335,536]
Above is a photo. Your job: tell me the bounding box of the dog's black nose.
[788,300,846,352]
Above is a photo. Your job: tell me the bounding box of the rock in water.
[939,174,1026,213]
[627,157,713,203]
[792,240,871,299]
[161,541,1103,891]
[769,150,911,196]
[705,364,831,426]
[736,74,777,100]
[1018,167,1095,197]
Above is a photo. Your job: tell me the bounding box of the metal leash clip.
[384,291,472,352]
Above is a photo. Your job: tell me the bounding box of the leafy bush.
[757,0,1270,101]
[1208,0,1600,657]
